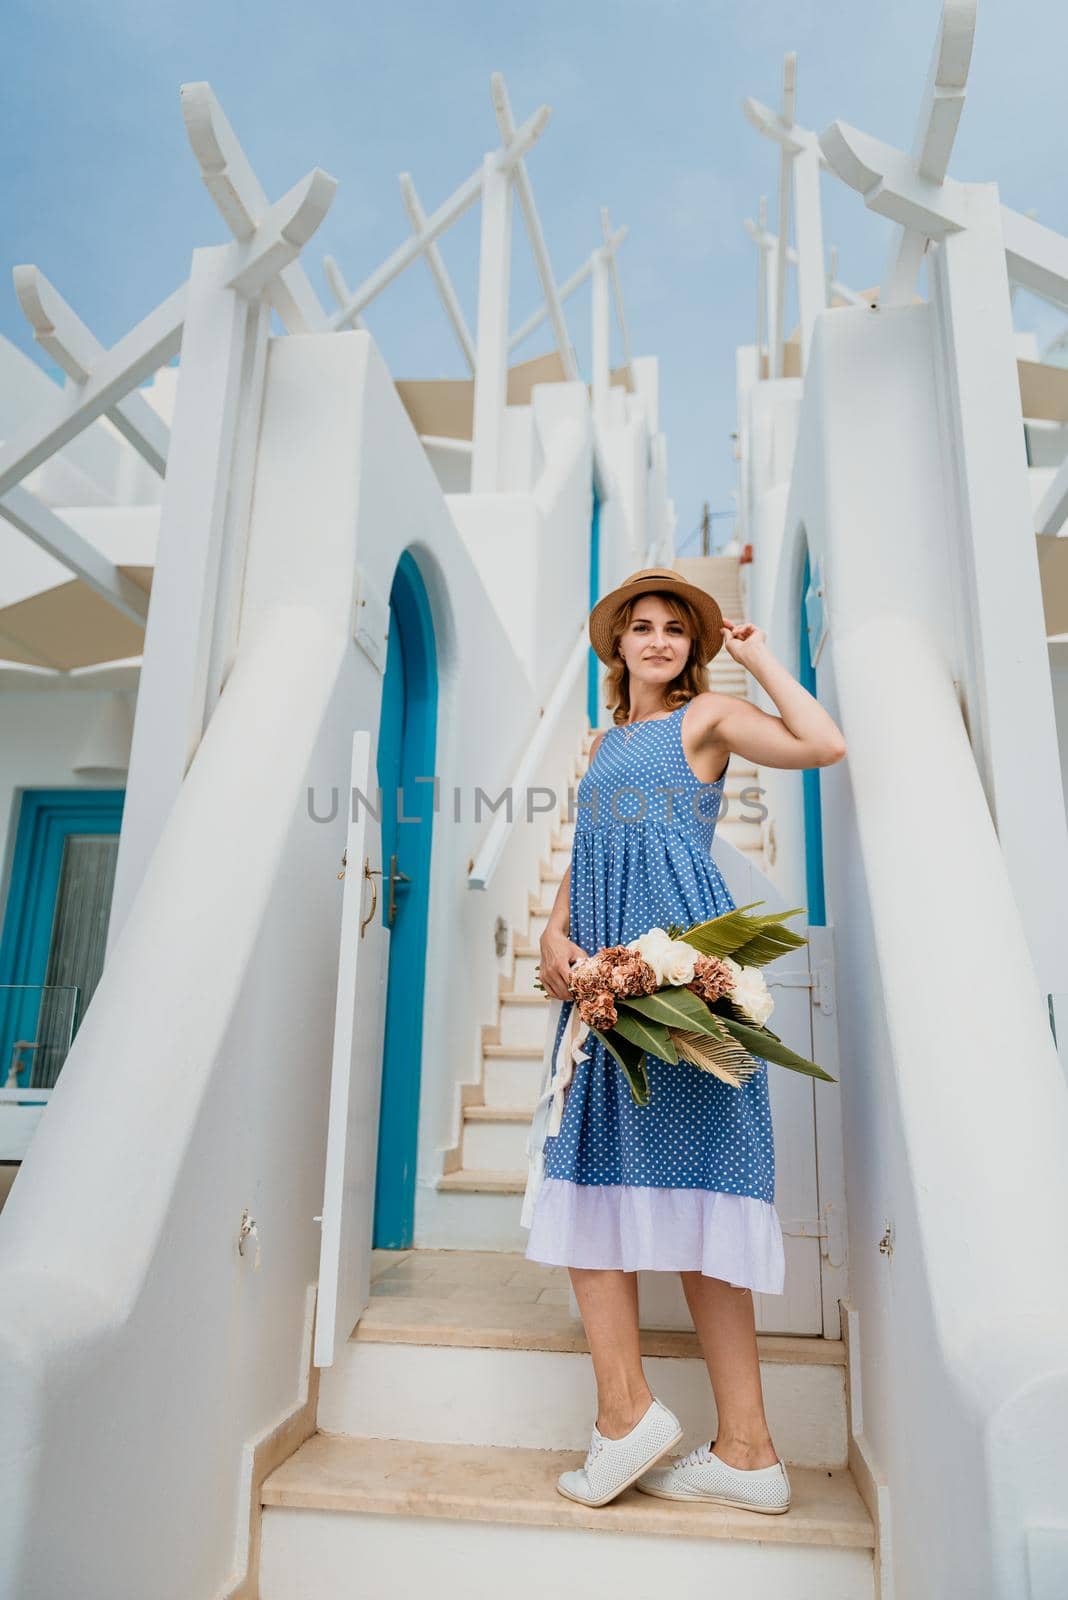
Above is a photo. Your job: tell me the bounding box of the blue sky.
[6,0,1065,550]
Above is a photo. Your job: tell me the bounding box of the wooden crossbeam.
[879,0,977,304]
[819,123,969,237]
[13,267,170,477]
[321,258,367,329]
[601,208,633,389]
[509,225,626,352]
[327,107,549,333]
[743,54,827,374]
[400,172,476,373]
[223,169,337,301]
[0,285,186,501]
[490,73,577,382]
[180,81,333,333]
[0,486,150,625]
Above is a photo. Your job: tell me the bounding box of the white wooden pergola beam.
[509,226,626,352]
[829,276,869,308]
[181,81,332,334]
[743,55,827,374]
[1035,454,1068,537]
[0,285,186,500]
[755,197,769,361]
[321,258,368,329]
[327,106,549,333]
[1001,206,1068,310]
[745,217,798,267]
[491,74,577,382]
[419,434,473,455]
[13,267,170,477]
[773,56,795,377]
[601,207,634,387]
[879,0,977,305]
[913,0,976,182]
[819,122,969,238]
[399,172,476,373]
[0,485,150,624]
[223,168,337,301]
[743,96,806,159]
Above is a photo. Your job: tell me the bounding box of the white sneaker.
[635,1438,792,1514]
[556,1398,684,1507]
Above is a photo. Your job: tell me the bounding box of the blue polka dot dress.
[523,700,785,1293]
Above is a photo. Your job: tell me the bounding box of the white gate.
[637,844,847,1338]
[314,730,392,1367]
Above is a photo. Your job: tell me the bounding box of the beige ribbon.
[521,998,592,1229]
[547,1003,592,1136]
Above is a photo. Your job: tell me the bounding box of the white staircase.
[434,554,768,1247]
[258,1249,875,1597]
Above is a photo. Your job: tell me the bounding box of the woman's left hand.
[720,619,770,669]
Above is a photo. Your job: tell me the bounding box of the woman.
[523,567,847,1513]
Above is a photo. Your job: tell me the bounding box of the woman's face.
[616,594,691,688]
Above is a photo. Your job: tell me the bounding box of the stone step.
[498,991,552,1048]
[482,1045,545,1108]
[259,1437,874,1599]
[322,1275,849,1464]
[462,1105,535,1170]
[511,944,542,996]
[437,1169,526,1195]
[421,1187,529,1252]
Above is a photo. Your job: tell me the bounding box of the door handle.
[387,853,412,928]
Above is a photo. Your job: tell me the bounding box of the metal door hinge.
[780,1202,845,1268]
[766,962,835,1015]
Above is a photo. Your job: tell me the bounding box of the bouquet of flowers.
[535,901,835,1107]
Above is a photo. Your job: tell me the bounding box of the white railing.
[467,627,586,892]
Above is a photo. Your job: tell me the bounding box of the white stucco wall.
[762,302,1068,1598]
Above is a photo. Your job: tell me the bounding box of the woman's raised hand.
[538,928,589,1002]
[720,618,769,669]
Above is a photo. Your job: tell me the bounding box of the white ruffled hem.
[524,1177,786,1295]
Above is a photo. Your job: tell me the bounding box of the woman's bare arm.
[697,624,847,771]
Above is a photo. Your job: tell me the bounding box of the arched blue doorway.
[587,483,602,728]
[373,550,438,1248]
[799,544,827,925]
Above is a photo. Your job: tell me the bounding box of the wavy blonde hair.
[600,589,713,725]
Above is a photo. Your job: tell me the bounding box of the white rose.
[722,956,774,1026]
[626,928,674,985]
[661,940,698,986]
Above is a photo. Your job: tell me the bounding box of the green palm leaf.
[679,903,808,967]
[618,985,723,1036]
[719,1015,837,1082]
[591,1026,650,1106]
[612,1009,678,1064]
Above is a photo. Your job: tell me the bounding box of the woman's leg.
[569,1266,653,1438]
[679,1272,779,1469]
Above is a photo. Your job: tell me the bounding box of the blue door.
[0,789,125,1091]
[372,552,438,1248]
[799,548,827,925]
[587,483,602,728]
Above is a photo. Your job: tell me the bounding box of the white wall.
[0,329,566,1599]
[754,302,1068,1598]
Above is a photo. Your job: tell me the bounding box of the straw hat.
[588,567,725,667]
